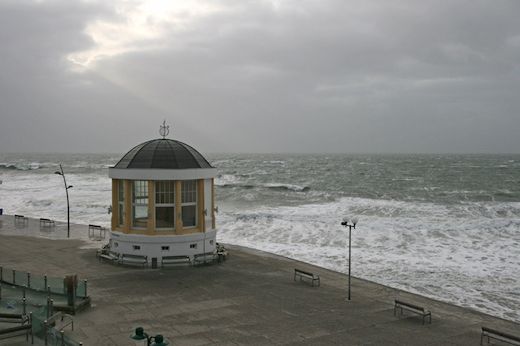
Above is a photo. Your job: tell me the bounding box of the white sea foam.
[218,197,520,322]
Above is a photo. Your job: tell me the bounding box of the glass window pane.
[182,180,197,203]
[132,180,148,228]
[182,205,196,227]
[133,205,148,228]
[118,203,124,226]
[156,181,175,204]
[118,180,124,201]
[156,206,174,228]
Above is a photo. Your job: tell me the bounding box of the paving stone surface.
[0,214,519,345]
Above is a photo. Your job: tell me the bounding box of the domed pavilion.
[107,124,218,267]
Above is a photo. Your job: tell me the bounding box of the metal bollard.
[28,272,31,288]
[12,269,16,285]
[23,286,26,299]
[44,275,47,291]
[23,297,26,314]
[84,280,88,297]
[0,266,3,281]
[60,330,65,346]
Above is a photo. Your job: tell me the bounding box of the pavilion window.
[117,180,125,227]
[155,181,175,230]
[181,180,197,228]
[132,180,148,228]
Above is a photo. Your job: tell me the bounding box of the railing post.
[23,286,26,299]
[44,319,48,346]
[0,266,3,281]
[12,269,16,285]
[22,297,26,314]
[0,284,2,299]
[60,330,65,346]
[29,312,33,344]
[84,280,88,297]
[44,275,48,291]
[63,277,66,294]
[46,298,51,319]
[28,272,31,288]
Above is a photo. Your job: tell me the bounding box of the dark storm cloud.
[1,0,519,153]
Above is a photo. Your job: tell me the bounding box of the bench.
[14,214,28,225]
[161,255,191,266]
[96,250,119,263]
[88,224,106,240]
[0,313,28,324]
[481,327,520,345]
[394,299,431,324]
[44,312,73,345]
[0,313,32,343]
[39,218,55,227]
[193,252,217,265]
[45,311,74,331]
[294,269,320,287]
[0,324,32,342]
[121,254,147,267]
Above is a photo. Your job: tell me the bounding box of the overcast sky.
[0,0,519,154]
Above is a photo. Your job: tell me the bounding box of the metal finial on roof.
[159,120,170,139]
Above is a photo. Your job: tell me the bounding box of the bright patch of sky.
[68,0,222,68]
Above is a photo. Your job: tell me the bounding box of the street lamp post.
[341,217,358,301]
[131,327,169,346]
[54,164,73,238]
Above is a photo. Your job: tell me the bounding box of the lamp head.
[54,171,62,175]
[352,217,358,226]
[151,335,169,346]
[130,327,147,340]
[67,185,73,189]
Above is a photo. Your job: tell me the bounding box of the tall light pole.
[55,164,73,238]
[341,217,358,301]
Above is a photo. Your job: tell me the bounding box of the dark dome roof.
[114,139,213,169]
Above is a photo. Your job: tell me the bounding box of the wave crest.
[0,162,41,171]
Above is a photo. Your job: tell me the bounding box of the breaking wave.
[0,162,42,171]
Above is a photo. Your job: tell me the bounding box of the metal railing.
[0,266,87,298]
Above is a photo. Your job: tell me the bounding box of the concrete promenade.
[0,214,519,345]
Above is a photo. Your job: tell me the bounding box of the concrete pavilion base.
[109,229,217,267]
